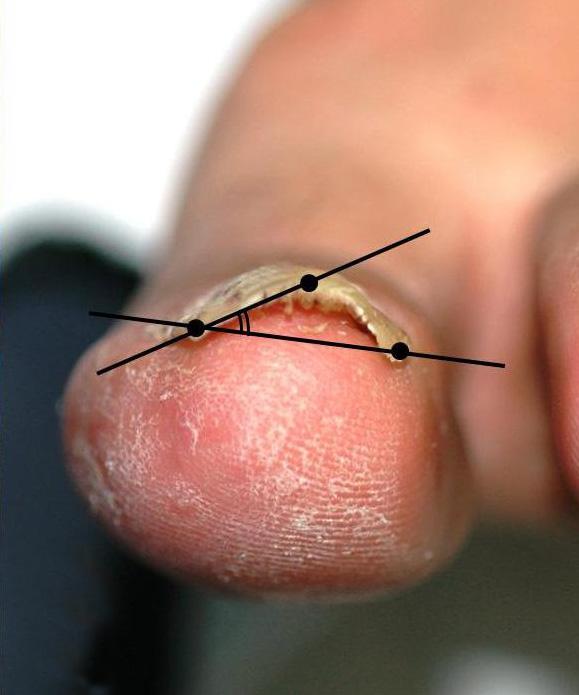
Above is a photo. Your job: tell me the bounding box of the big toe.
[63,263,472,598]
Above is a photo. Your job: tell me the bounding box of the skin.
[64,0,579,598]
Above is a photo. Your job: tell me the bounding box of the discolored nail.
[154,264,410,362]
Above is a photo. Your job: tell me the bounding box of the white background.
[2,0,291,265]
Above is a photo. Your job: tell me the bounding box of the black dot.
[300,274,318,292]
[391,341,409,361]
[187,318,205,337]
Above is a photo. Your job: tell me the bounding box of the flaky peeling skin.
[62,251,474,598]
[154,264,409,361]
[64,294,472,599]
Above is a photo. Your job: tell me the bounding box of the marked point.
[300,274,318,292]
[188,318,205,337]
[391,341,409,361]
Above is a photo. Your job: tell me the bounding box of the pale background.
[2,0,292,265]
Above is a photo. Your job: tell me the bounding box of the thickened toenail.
[158,264,410,363]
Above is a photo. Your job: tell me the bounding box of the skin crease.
[537,183,579,497]
[64,0,579,597]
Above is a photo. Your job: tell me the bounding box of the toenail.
[156,264,410,362]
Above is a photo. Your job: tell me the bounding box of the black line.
[205,326,505,368]
[408,350,505,368]
[90,229,505,370]
[96,332,190,375]
[205,228,430,329]
[89,311,189,329]
[316,228,430,281]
